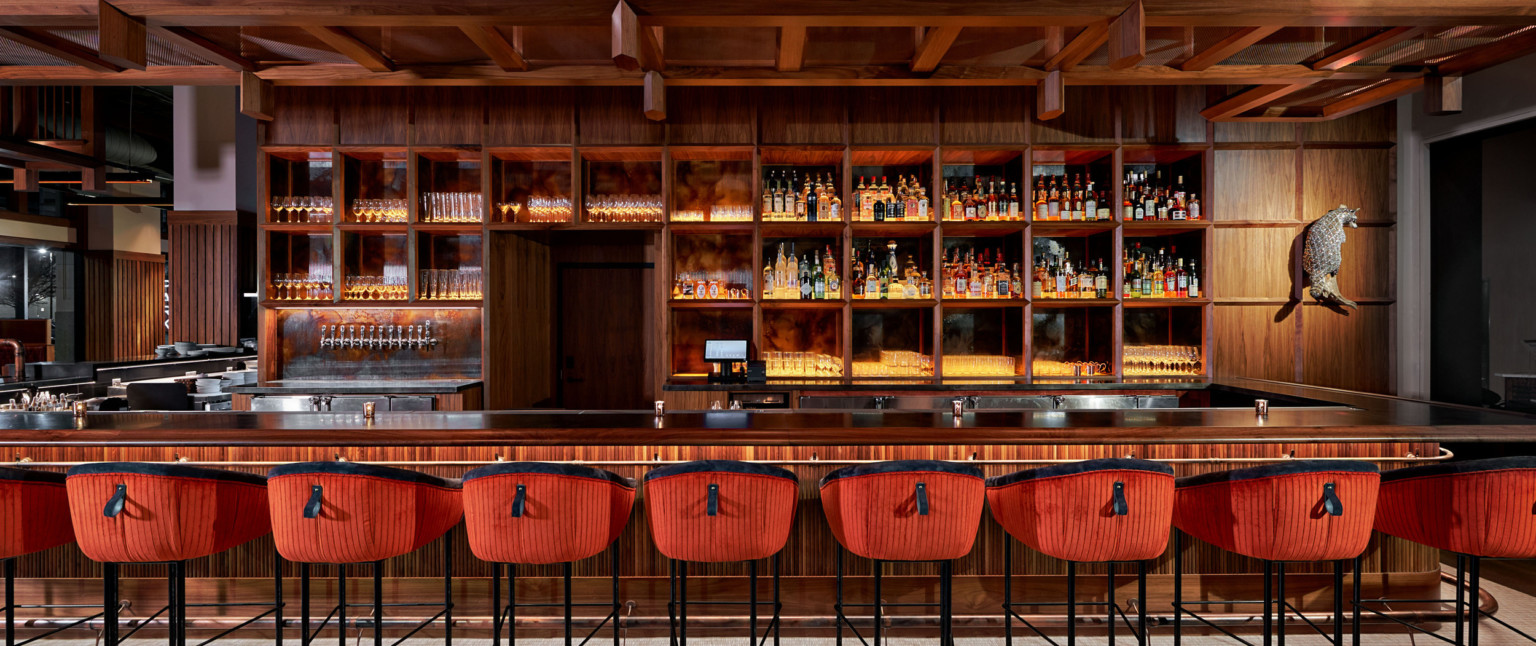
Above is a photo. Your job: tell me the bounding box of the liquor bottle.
[1188,193,1201,220]
[813,251,826,299]
[995,254,1010,298]
[851,247,865,299]
[872,186,886,222]
[762,264,773,298]
[1187,260,1200,298]
[761,175,774,220]
[824,246,840,297]
[1076,261,1092,298]
[799,254,813,299]
[1007,183,1020,220]
[1047,176,1061,221]
[916,182,929,221]
[795,175,809,221]
[829,177,843,221]
[1084,187,1097,224]
[963,186,978,221]
[1095,259,1108,298]
[904,177,919,221]
[1096,190,1111,221]
[770,172,783,220]
[969,251,985,298]
[1034,177,1048,221]
[807,176,820,222]
[1123,181,1135,221]
[1175,258,1188,298]
[919,271,932,297]
[1032,258,1045,299]
[1174,175,1187,205]
[865,247,880,298]
[860,177,876,222]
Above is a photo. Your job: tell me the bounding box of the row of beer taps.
[320,321,437,350]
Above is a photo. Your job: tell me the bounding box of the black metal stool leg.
[373,561,383,646]
[1067,561,1077,646]
[444,529,453,646]
[1108,563,1116,646]
[1174,532,1183,646]
[679,560,689,646]
[509,563,517,646]
[275,548,284,646]
[299,563,310,646]
[1139,560,1149,646]
[1004,539,1013,646]
[1469,556,1481,646]
[1333,560,1344,646]
[179,560,188,646]
[667,560,677,646]
[612,544,622,646]
[835,551,843,646]
[1262,561,1273,646]
[872,559,882,646]
[337,564,346,646]
[1456,555,1466,646]
[563,562,573,646]
[104,562,119,646]
[773,552,781,646]
[1277,561,1286,646]
[491,563,501,646]
[6,558,15,646]
[168,560,181,646]
[1351,556,1361,646]
[749,560,758,646]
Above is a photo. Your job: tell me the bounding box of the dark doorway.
[556,262,651,409]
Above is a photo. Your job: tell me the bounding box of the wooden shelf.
[668,300,754,309]
[851,299,937,309]
[668,222,755,233]
[1032,298,1119,307]
[850,221,937,237]
[557,222,664,231]
[1031,221,1117,237]
[939,298,1027,308]
[1121,221,1212,236]
[761,300,845,310]
[760,221,846,237]
[938,221,1027,236]
[1123,298,1211,307]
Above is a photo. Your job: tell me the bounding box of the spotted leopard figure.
[1303,204,1359,309]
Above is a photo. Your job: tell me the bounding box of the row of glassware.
[497,196,574,223]
[1122,345,1204,376]
[763,351,844,378]
[343,266,411,300]
[421,192,485,223]
[270,269,335,301]
[271,196,335,223]
[420,268,484,301]
[671,205,754,222]
[586,194,664,223]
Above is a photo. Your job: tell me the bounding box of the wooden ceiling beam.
[459,25,526,71]
[1046,22,1108,72]
[1320,77,1426,119]
[0,137,103,168]
[0,61,1417,88]
[1107,0,1144,70]
[0,26,122,72]
[611,0,663,72]
[643,69,665,120]
[98,1,146,71]
[1436,26,1536,76]
[1311,26,1425,70]
[776,25,806,72]
[912,26,962,73]
[1036,68,1064,120]
[1199,82,1315,121]
[239,70,273,120]
[150,25,255,71]
[1180,26,1281,71]
[301,25,396,72]
[1423,73,1462,115]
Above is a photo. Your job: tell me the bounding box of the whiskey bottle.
[824,246,840,297]
[1095,259,1108,298]
[771,172,785,220]
[1047,176,1061,221]
[761,176,774,221]
[1008,183,1021,220]
[903,177,919,221]
[916,182,929,221]
[813,250,826,299]
[1187,260,1200,298]
[1188,193,1201,220]
[1034,177,1048,221]
[828,177,843,221]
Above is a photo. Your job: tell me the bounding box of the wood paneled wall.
[1211,106,1397,394]
[82,251,165,361]
[265,86,1396,394]
[486,232,553,408]
[168,211,247,346]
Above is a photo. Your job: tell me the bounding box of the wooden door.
[557,263,650,409]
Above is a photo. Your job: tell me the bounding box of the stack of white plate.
[195,378,222,394]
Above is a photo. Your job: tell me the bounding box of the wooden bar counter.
[1,378,1529,635]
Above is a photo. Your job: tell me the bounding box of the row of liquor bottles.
[1122,171,1201,221]
[1032,253,1111,299]
[764,244,842,300]
[1123,244,1201,299]
[762,172,844,221]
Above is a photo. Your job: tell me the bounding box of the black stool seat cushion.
[1176,459,1378,488]
[68,462,267,486]
[987,457,1172,488]
[464,461,635,488]
[820,459,983,488]
[0,465,66,484]
[1381,456,1536,482]
[268,461,461,489]
[645,459,796,483]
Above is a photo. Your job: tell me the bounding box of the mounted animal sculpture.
[1303,204,1360,309]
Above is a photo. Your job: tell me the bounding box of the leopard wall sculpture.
[1302,204,1359,309]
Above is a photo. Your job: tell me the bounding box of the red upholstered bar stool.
[820,460,986,646]
[1172,460,1380,646]
[987,458,1175,646]
[0,466,85,646]
[461,462,635,646]
[267,462,462,646]
[1364,456,1536,646]
[644,460,798,646]
[65,462,277,646]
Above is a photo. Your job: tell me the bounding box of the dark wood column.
[167,210,250,346]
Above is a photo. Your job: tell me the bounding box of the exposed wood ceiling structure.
[0,0,1532,122]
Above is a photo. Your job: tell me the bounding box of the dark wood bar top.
[1,379,1531,447]
[231,379,483,395]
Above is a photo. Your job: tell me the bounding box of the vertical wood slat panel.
[82,251,165,361]
[168,212,241,346]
